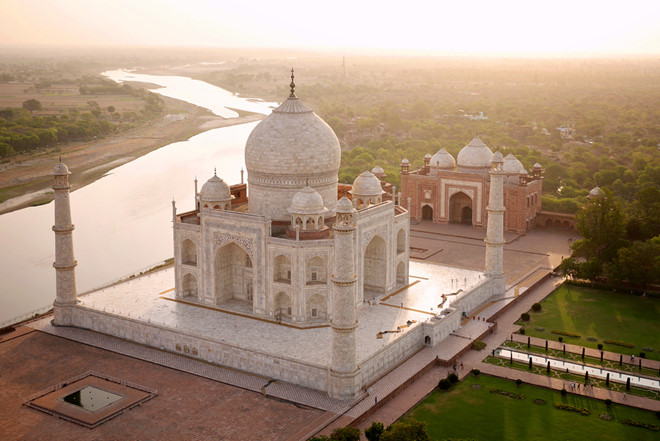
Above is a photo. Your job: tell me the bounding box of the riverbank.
[0,94,265,215]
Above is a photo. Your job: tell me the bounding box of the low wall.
[62,305,330,392]
[358,325,424,388]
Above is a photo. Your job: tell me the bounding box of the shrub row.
[553,403,591,415]
[489,388,525,400]
[471,340,486,351]
[620,418,659,431]
[551,330,581,338]
[603,339,635,348]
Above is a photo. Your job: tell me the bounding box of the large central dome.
[245,74,341,221]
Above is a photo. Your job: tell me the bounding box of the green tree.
[607,238,660,287]
[380,419,430,441]
[329,426,361,441]
[571,190,627,277]
[22,99,42,112]
[365,421,384,441]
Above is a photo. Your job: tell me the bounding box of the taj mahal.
[50,72,508,400]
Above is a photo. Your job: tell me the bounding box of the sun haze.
[1,0,659,56]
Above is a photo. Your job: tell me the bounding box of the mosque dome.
[371,166,386,178]
[350,171,384,197]
[245,71,341,220]
[503,153,524,173]
[336,196,353,213]
[53,161,70,175]
[288,186,327,215]
[430,148,456,169]
[457,137,493,170]
[199,173,232,203]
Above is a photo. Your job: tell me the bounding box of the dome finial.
[214,167,217,176]
[289,67,296,98]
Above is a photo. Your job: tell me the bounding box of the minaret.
[52,159,78,325]
[485,152,506,295]
[329,196,360,400]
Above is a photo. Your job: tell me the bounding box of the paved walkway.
[477,363,660,412]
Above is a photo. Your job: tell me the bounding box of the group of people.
[567,380,592,393]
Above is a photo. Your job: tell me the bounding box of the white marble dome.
[457,137,493,170]
[336,196,353,213]
[200,173,232,202]
[245,101,340,176]
[245,81,341,221]
[288,186,327,215]
[491,151,504,163]
[350,171,384,197]
[430,148,456,169]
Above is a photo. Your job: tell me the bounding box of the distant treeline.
[0,89,163,158]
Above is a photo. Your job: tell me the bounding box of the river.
[0,69,277,325]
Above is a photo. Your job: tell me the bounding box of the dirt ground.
[0,95,264,214]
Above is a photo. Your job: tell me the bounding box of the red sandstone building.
[400,137,544,234]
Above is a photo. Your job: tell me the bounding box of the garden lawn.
[517,284,660,361]
[409,374,659,441]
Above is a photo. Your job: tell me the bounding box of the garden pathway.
[510,334,660,372]
[477,362,660,412]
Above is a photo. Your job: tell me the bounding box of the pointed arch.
[181,239,197,265]
[306,256,327,285]
[396,228,406,254]
[182,273,198,298]
[274,254,292,283]
[364,235,387,294]
[307,294,327,320]
[215,242,251,303]
[274,291,292,321]
[449,191,473,225]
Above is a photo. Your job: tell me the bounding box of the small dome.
[520,168,528,175]
[457,137,493,169]
[400,158,410,166]
[371,165,386,178]
[503,153,523,173]
[491,151,504,163]
[430,148,456,169]
[288,186,327,215]
[336,196,353,213]
[589,186,601,197]
[533,162,542,169]
[200,173,232,202]
[350,171,384,197]
[424,153,432,159]
[53,162,70,175]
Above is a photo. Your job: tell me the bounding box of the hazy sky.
[2,0,659,56]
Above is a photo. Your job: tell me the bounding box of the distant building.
[400,137,543,234]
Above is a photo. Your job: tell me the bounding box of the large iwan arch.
[214,242,251,304]
[449,192,473,225]
[363,235,387,295]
